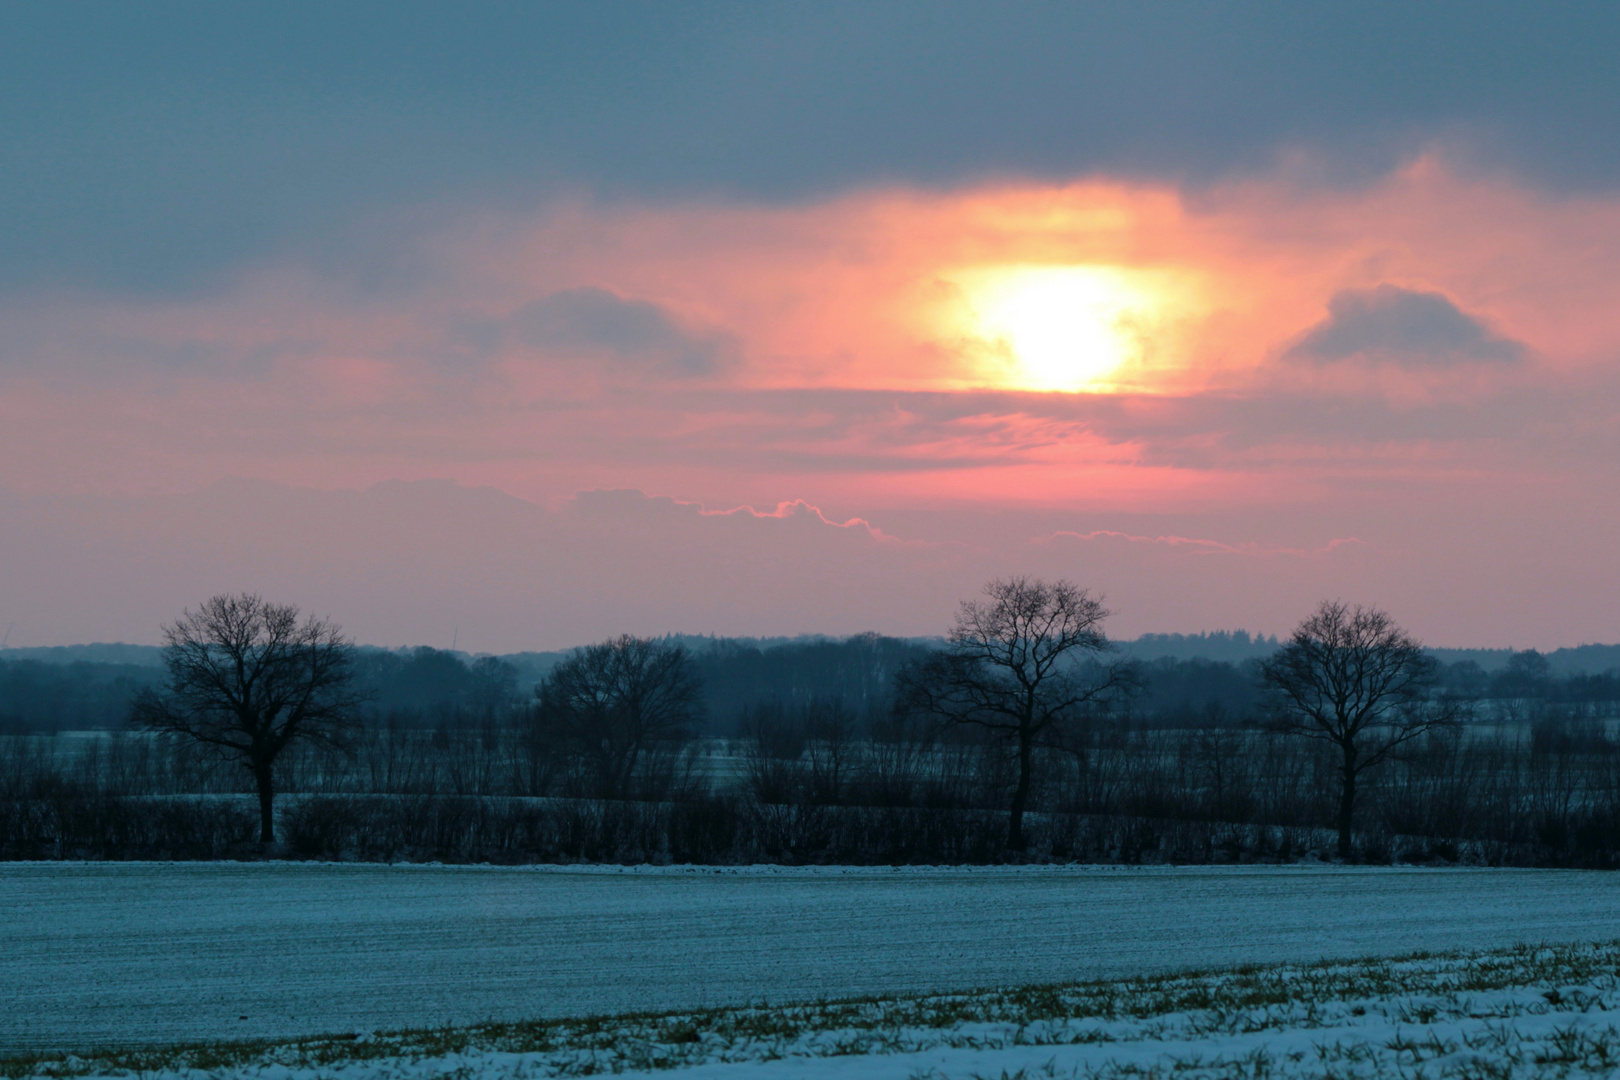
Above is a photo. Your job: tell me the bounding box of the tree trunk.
[1337,745,1357,861]
[1008,732,1033,851]
[253,758,276,844]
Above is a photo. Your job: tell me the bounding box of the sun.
[956,265,1163,391]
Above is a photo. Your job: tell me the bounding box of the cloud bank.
[7,7,1620,293]
[0,163,1616,647]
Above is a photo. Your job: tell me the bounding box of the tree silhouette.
[897,577,1126,851]
[533,635,702,799]
[131,594,362,843]
[1260,600,1466,859]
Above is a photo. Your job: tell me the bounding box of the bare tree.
[131,594,362,843]
[468,655,519,723]
[532,635,702,799]
[897,577,1126,850]
[1259,600,1466,860]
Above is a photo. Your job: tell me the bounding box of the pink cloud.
[1,160,1618,645]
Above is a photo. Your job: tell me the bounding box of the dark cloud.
[1284,285,1526,366]
[5,3,1620,294]
[475,288,734,376]
[0,301,313,379]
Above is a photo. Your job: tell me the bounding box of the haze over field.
[4,5,1619,651]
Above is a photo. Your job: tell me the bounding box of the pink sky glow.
[3,161,1617,651]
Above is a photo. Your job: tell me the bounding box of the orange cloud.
[2,157,1618,518]
[428,158,1620,403]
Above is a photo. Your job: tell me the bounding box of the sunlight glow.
[958,265,1162,391]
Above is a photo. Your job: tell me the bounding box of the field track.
[4,862,1617,1049]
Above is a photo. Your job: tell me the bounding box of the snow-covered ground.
[5,862,1620,1049]
[11,941,1620,1079]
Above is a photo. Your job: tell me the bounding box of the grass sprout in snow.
[6,940,1620,1080]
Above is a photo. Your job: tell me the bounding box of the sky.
[3,2,1619,652]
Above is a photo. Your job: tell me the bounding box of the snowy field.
[4,862,1620,1051]
[10,941,1620,1080]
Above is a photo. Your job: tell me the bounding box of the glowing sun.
[957,265,1164,391]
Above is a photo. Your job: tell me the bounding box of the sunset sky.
[3,4,1619,651]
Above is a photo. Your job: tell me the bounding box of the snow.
[5,862,1620,1050]
[598,1000,1620,1080]
[14,943,1620,1079]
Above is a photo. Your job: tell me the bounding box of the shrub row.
[5,792,1616,867]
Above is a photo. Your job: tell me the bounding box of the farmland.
[7,937,1620,1079]
[6,862,1620,1051]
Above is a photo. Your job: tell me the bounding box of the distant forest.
[6,628,1620,868]
[4,632,1619,735]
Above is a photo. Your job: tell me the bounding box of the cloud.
[570,488,908,543]
[5,167,1617,506]
[8,8,1620,294]
[473,288,734,376]
[1284,285,1526,366]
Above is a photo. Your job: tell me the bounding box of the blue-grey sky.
[5,2,1620,294]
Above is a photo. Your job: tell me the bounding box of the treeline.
[4,672,1619,865]
[8,637,1619,735]
[6,610,1620,866]
[0,635,935,735]
[0,649,524,735]
[0,660,165,733]
[1121,651,1620,727]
